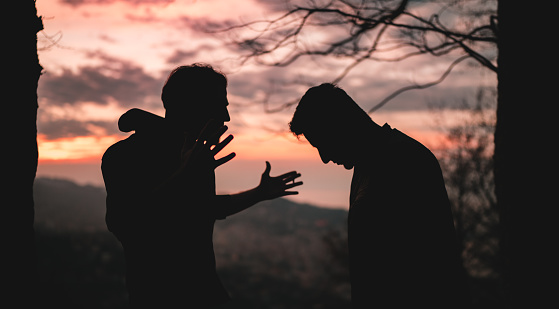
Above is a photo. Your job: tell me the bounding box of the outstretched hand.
[257,161,303,200]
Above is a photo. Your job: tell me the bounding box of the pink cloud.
[60,0,174,7]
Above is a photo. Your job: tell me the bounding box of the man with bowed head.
[289,83,469,308]
[102,64,302,308]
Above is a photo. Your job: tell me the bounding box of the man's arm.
[142,119,302,219]
[212,161,302,218]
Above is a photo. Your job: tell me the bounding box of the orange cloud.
[38,134,122,162]
[226,133,318,161]
[36,130,319,164]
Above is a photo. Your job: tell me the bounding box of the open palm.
[257,161,303,200]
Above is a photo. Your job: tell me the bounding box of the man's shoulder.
[391,129,435,159]
[102,134,138,163]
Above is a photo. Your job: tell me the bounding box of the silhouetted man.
[289,83,469,308]
[102,64,302,308]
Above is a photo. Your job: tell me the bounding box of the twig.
[368,54,471,113]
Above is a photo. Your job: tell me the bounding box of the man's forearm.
[213,187,265,218]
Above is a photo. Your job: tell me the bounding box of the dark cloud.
[98,34,118,43]
[37,118,121,140]
[37,51,165,140]
[225,61,484,115]
[165,44,222,64]
[166,49,200,65]
[122,11,236,34]
[172,15,238,35]
[60,0,175,7]
[38,51,163,107]
[252,0,298,12]
[125,11,164,23]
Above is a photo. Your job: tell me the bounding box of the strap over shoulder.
[118,108,167,133]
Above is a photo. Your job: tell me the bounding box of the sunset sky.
[35,0,497,208]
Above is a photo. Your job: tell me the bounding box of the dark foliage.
[33,178,350,308]
[33,176,504,308]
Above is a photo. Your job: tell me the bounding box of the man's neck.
[353,121,390,166]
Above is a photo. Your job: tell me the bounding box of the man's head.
[162,63,230,131]
[289,83,375,169]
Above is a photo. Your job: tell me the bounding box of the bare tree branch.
[209,0,497,112]
[368,54,471,113]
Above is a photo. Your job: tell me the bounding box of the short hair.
[289,83,372,137]
[161,63,227,110]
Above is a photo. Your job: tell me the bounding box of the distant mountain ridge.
[33,177,348,233]
[32,177,352,308]
[34,177,107,231]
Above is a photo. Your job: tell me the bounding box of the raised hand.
[257,161,303,200]
[178,120,236,178]
[153,120,236,194]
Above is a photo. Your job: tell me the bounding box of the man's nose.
[222,97,231,122]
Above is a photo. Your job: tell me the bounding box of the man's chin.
[343,163,354,170]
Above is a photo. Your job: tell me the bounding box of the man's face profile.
[195,86,230,123]
[169,85,230,132]
[304,130,354,170]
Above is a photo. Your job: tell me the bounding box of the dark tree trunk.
[1,1,42,305]
[495,1,553,308]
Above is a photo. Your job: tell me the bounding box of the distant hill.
[32,177,352,308]
[34,178,107,231]
[33,177,347,233]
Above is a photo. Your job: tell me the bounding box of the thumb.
[263,161,271,177]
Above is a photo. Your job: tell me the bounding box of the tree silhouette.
[434,88,499,281]
[495,2,553,308]
[2,1,42,305]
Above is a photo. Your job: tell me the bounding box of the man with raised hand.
[102,64,302,308]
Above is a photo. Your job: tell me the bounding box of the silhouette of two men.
[102,64,302,308]
[103,64,468,308]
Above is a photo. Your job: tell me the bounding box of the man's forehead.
[303,129,329,148]
[191,87,227,100]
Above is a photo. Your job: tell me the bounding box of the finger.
[211,134,234,155]
[263,161,271,176]
[192,135,206,152]
[280,191,299,196]
[182,136,196,155]
[204,125,228,148]
[282,172,302,182]
[208,125,229,146]
[214,152,236,168]
[198,120,226,145]
[277,171,300,180]
[285,181,303,189]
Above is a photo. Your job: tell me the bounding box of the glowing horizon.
[35,0,496,207]
[37,109,455,163]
